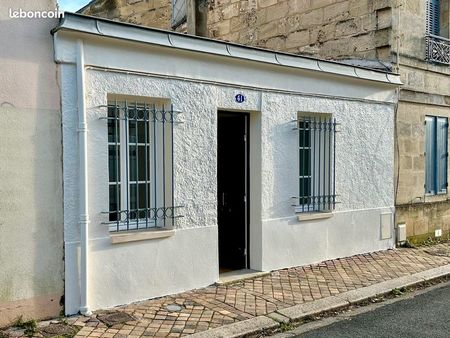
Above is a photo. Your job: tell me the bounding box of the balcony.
[426,34,450,65]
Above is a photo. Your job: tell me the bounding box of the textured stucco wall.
[61,67,395,313]
[78,0,450,247]
[0,0,63,325]
[256,88,395,270]
[57,31,396,313]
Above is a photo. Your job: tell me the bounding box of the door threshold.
[217,269,270,285]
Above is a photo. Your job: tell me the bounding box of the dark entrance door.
[217,111,249,271]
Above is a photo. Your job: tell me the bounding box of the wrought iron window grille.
[101,100,183,232]
[291,116,338,213]
[426,34,450,65]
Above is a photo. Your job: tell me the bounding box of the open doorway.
[217,111,249,272]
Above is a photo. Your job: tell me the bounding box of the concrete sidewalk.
[3,243,450,338]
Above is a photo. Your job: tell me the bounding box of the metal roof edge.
[52,13,403,86]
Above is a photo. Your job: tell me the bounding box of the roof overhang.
[52,13,402,86]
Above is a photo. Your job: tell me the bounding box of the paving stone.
[3,243,450,337]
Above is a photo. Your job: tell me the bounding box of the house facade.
[80,0,450,244]
[0,0,403,324]
[0,0,64,326]
[53,13,399,314]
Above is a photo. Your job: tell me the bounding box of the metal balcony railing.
[426,34,450,65]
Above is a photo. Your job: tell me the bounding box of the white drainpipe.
[76,39,91,315]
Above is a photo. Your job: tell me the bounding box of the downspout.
[76,39,91,315]
[395,0,402,73]
[394,1,403,243]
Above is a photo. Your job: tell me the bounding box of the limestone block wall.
[81,0,394,61]
[208,0,393,60]
[395,99,450,242]
[393,1,450,243]
[82,0,173,30]
[396,202,450,244]
[442,0,450,38]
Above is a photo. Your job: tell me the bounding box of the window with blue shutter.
[437,117,448,192]
[425,115,448,195]
[427,0,441,36]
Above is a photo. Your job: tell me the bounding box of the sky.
[58,0,92,12]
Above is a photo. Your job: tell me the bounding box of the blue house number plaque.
[235,94,245,103]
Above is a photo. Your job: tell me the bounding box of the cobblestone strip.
[3,244,450,338]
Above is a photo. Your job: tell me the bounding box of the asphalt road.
[291,283,450,338]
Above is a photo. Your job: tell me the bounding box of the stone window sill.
[110,228,175,244]
[297,212,334,222]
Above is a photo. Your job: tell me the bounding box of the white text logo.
[9,8,64,19]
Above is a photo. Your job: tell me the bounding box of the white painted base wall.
[261,208,395,271]
[65,226,218,314]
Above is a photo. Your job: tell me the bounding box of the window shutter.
[427,0,440,36]
[172,0,187,28]
[437,117,448,192]
[425,116,436,194]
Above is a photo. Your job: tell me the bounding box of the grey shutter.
[425,116,436,194]
[437,117,448,192]
[427,0,440,35]
[172,0,187,28]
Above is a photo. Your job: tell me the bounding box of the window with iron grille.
[294,114,337,213]
[105,100,182,232]
[425,115,448,195]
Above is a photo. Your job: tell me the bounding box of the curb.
[189,316,279,338]
[190,263,450,338]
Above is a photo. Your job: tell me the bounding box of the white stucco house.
[52,13,401,315]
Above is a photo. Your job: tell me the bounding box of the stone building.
[80,0,393,62]
[80,0,450,244]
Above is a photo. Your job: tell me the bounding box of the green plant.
[279,321,294,332]
[391,287,409,297]
[391,288,403,297]
[14,317,37,337]
[423,237,442,246]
